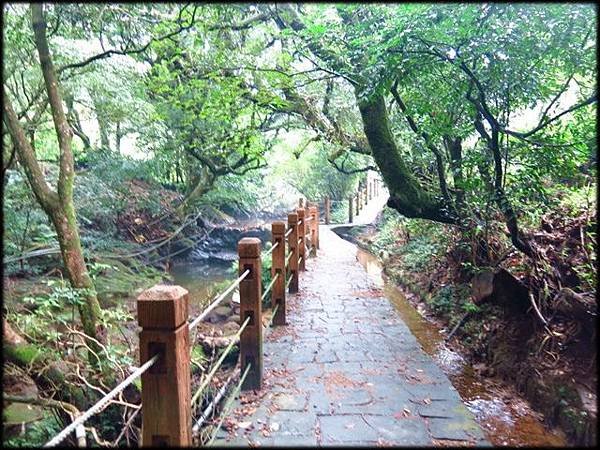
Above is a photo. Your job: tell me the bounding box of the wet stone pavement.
[213,226,489,447]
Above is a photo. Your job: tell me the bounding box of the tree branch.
[56,5,199,73]
[2,90,59,211]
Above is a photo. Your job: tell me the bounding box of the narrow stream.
[169,259,234,316]
[356,248,567,447]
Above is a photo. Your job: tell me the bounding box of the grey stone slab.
[262,410,317,435]
[417,399,470,418]
[307,387,335,414]
[401,381,462,402]
[368,381,413,403]
[271,434,318,446]
[362,414,433,445]
[271,391,308,411]
[319,414,380,443]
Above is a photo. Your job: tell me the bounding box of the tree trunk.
[176,166,216,215]
[489,129,536,258]
[91,94,110,152]
[2,5,102,358]
[446,136,465,211]
[115,120,122,154]
[356,91,457,224]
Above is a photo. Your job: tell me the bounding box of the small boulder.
[207,305,232,323]
[223,321,240,335]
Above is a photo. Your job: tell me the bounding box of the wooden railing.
[322,177,383,224]
[135,202,321,445]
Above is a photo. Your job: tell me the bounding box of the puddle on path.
[356,248,567,447]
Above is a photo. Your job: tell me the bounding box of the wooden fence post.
[355,191,360,213]
[309,205,317,256]
[287,212,299,293]
[313,204,320,250]
[271,222,286,326]
[324,196,330,225]
[238,237,262,390]
[348,195,353,223]
[138,285,191,447]
[297,208,306,271]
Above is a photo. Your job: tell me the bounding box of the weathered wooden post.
[287,212,299,293]
[297,208,306,271]
[308,205,317,256]
[271,222,286,325]
[313,203,320,250]
[238,237,262,390]
[348,195,353,223]
[324,196,330,225]
[355,191,360,213]
[138,285,191,446]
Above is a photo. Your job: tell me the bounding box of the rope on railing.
[191,366,240,434]
[44,354,160,447]
[206,364,251,445]
[285,251,293,267]
[264,304,279,330]
[191,316,251,408]
[286,274,293,290]
[297,238,302,246]
[298,219,303,226]
[304,216,312,222]
[260,272,280,302]
[298,256,303,267]
[285,227,293,238]
[188,270,250,331]
[261,241,279,258]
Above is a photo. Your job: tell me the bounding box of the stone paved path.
[213,216,489,446]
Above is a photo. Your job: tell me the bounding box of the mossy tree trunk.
[356,91,457,224]
[2,4,102,351]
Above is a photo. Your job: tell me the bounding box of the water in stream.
[356,248,567,447]
[168,240,567,446]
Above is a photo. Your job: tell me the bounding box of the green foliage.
[3,171,58,269]
[11,278,89,346]
[330,201,349,224]
[428,285,455,315]
[371,208,404,252]
[3,413,61,448]
[272,141,368,202]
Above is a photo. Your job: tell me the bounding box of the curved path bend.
[214,198,488,447]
